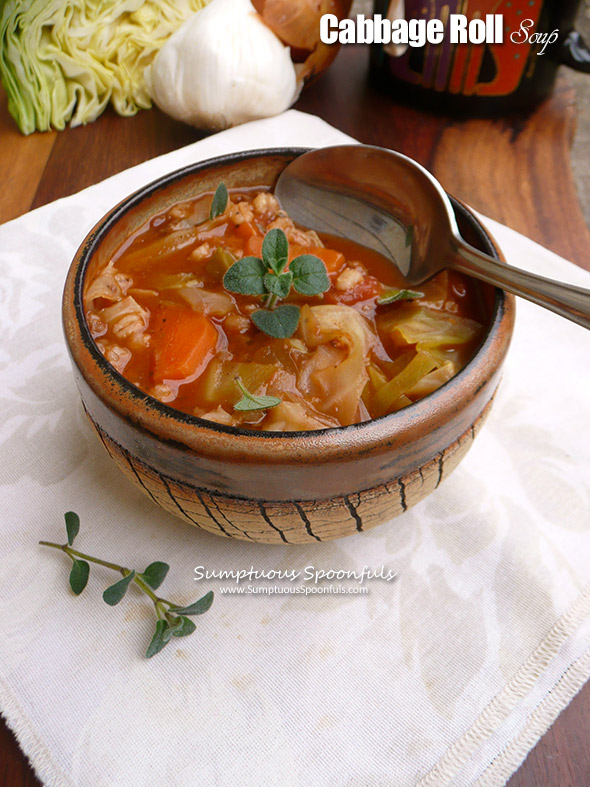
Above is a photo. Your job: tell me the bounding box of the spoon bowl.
[275,145,590,329]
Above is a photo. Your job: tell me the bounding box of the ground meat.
[229,201,254,225]
[253,192,280,217]
[167,203,192,220]
[335,267,364,291]
[189,242,212,262]
[268,216,323,249]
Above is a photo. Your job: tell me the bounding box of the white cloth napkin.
[1,110,589,787]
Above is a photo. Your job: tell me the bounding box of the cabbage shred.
[0,0,208,134]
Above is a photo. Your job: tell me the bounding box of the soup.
[83,185,485,431]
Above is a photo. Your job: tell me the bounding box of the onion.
[252,0,353,83]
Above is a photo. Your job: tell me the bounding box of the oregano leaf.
[251,304,300,339]
[223,257,267,295]
[233,377,281,412]
[263,271,292,298]
[170,590,215,616]
[103,571,136,606]
[139,561,170,590]
[262,228,289,274]
[146,619,171,658]
[172,616,197,638]
[166,616,186,637]
[290,255,330,296]
[210,182,228,220]
[69,559,89,595]
[377,288,424,305]
[65,511,80,546]
[40,520,215,659]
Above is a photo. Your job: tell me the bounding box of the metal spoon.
[275,145,590,329]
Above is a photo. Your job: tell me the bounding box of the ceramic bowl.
[63,148,515,544]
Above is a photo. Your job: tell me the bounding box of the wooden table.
[1,44,589,786]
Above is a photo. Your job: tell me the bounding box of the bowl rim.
[64,146,513,452]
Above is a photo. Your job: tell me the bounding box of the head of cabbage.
[0,0,208,134]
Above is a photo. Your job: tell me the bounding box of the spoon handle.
[453,240,590,330]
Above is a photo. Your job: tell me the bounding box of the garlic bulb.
[145,0,298,131]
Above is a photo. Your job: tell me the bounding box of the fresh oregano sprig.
[233,376,281,412]
[223,227,330,339]
[210,182,228,220]
[40,512,214,658]
[377,288,424,305]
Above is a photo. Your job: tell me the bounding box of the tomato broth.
[84,186,486,431]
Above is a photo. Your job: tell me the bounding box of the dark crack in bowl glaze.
[63,148,515,544]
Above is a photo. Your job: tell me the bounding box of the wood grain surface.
[0,42,589,786]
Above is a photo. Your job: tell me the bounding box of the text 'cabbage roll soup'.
[83,185,486,432]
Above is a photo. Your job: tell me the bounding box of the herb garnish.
[40,512,214,658]
[210,182,228,220]
[223,227,330,339]
[233,376,281,412]
[251,304,301,339]
[377,288,424,305]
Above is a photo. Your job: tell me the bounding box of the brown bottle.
[369,0,590,116]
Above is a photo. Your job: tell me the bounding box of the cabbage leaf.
[0,0,208,134]
[298,304,374,426]
[372,350,439,417]
[378,304,482,349]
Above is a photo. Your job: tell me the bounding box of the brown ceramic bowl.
[63,148,515,544]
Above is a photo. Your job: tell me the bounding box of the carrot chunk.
[245,234,264,258]
[236,221,258,241]
[307,247,346,274]
[152,304,218,382]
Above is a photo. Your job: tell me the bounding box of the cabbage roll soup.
[84,184,486,432]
